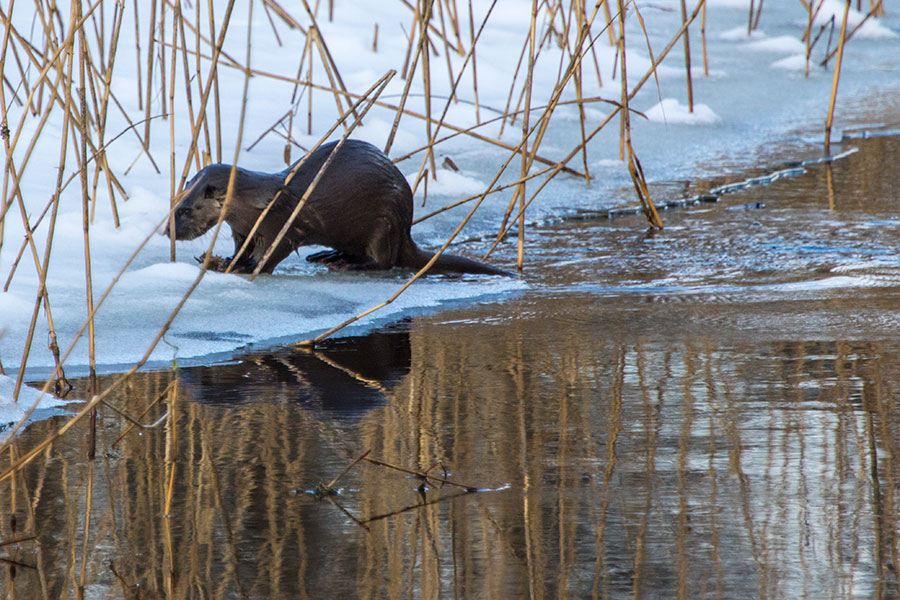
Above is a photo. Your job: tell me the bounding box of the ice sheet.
[1,1,898,379]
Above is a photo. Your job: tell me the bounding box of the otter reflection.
[176,325,411,414]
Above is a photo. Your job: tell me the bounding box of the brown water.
[3,134,900,599]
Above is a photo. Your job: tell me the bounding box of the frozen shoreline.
[1,1,898,383]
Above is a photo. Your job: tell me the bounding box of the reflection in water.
[3,136,900,598]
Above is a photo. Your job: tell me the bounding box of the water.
[3,134,900,598]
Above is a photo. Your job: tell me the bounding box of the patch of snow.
[813,0,898,39]
[747,35,806,54]
[771,54,809,71]
[719,26,767,41]
[645,99,721,125]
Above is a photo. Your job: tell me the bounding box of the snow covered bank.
[1,1,898,380]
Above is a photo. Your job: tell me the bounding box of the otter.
[168,139,508,276]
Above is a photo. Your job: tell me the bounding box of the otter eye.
[204,185,216,199]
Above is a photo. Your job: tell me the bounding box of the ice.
[0,375,72,430]
[1,1,899,382]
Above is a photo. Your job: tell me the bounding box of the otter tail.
[403,243,510,276]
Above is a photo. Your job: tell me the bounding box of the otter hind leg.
[361,217,400,270]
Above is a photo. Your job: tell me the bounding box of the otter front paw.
[195,252,232,272]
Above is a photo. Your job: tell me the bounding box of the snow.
[813,0,898,39]
[771,55,810,72]
[747,35,807,54]
[1,0,899,387]
[645,99,721,125]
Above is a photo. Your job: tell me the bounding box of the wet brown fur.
[169,139,508,276]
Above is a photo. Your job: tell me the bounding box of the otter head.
[167,164,233,240]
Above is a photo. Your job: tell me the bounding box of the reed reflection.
[1,315,897,598]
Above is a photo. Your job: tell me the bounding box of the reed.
[824,0,850,154]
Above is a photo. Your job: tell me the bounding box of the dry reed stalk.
[87,0,125,227]
[158,39,584,178]
[196,0,212,165]
[0,0,20,255]
[300,0,360,123]
[399,0,455,45]
[160,1,168,121]
[414,164,555,224]
[7,6,99,402]
[169,1,181,262]
[0,2,246,476]
[467,0,481,123]
[300,68,588,345]
[445,0,465,52]
[401,2,419,79]
[820,0,883,66]
[753,0,764,30]
[803,1,823,77]
[3,23,137,201]
[385,0,435,155]
[247,71,397,279]
[207,0,223,163]
[224,71,396,274]
[166,0,201,174]
[498,33,529,138]
[480,0,689,260]
[308,27,351,134]
[143,0,158,152]
[747,0,755,35]
[173,0,237,203]
[395,95,609,168]
[494,1,612,246]
[132,0,143,110]
[680,0,694,112]
[307,32,314,135]
[261,0,285,46]
[3,115,160,297]
[419,0,438,183]
[298,139,522,344]
[572,1,592,184]
[516,0,538,271]
[631,1,664,109]
[617,0,661,229]
[75,0,100,454]
[701,0,709,76]
[406,0,497,196]
[435,0,459,101]
[824,0,850,154]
